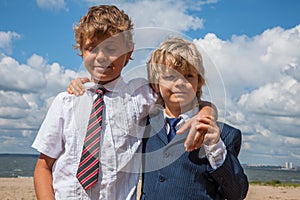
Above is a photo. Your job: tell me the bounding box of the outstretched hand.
[177,115,220,152]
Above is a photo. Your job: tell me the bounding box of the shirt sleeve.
[32,93,66,159]
[203,139,227,169]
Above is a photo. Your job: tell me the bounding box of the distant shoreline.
[243,164,300,171]
[249,180,300,187]
[1,154,300,183]
[0,153,39,156]
[1,154,299,169]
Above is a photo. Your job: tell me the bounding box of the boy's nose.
[175,77,185,85]
[96,50,108,63]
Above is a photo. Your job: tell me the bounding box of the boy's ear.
[127,50,133,60]
[124,48,134,66]
[153,84,160,93]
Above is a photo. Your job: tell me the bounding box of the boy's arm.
[210,127,249,199]
[66,78,219,151]
[198,100,218,120]
[34,153,56,200]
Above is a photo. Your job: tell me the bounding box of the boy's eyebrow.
[103,40,118,44]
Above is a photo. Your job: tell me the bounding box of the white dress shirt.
[32,77,156,200]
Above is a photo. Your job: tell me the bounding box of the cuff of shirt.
[203,139,227,169]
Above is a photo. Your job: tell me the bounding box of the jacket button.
[159,175,166,182]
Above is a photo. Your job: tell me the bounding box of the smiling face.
[147,38,206,116]
[158,66,199,117]
[82,34,133,84]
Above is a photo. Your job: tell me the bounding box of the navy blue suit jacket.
[140,111,248,200]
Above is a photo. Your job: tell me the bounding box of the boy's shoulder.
[127,78,152,91]
[110,77,152,94]
[51,91,80,106]
[55,91,77,100]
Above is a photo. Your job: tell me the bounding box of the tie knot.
[95,87,106,95]
[166,117,181,128]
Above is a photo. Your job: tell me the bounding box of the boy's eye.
[185,74,196,79]
[104,46,117,54]
[88,45,118,55]
[162,75,176,81]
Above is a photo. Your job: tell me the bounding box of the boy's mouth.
[172,90,187,94]
[95,65,112,71]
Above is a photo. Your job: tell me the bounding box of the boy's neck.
[91,75,121,85]
[164,107,181,118]
[164,100,197,118]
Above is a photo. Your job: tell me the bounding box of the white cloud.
[282,63,300,82]
[0,136,18,145]
[0,31,21,54]
[194,24,300,165]
[36,0,68,11]
[0,55,46,93]
[0,53,79,137]
[85,0,210,31]
[0,91,30,109]
[22,130,34,137]
[195,25,300,99]
[238,77,300,117]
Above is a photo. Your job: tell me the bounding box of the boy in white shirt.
[32,5,216,200]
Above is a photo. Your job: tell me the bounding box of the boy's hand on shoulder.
[67,77,90,96]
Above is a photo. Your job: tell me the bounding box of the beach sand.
[0,177,300,200]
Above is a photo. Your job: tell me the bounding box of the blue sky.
[1,0,300,167]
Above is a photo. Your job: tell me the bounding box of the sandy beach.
[0,177,299,200]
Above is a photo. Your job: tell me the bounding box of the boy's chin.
[92,75,120,85]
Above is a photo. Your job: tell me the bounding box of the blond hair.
[147,37,205,102]
[74,5,134,56]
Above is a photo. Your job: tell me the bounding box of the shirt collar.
[163,102,199,134]
[163,99,200,122]
[83,76,125,93]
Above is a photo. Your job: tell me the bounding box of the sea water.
[0,154,300,183]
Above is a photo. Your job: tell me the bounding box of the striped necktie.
[166,117,181,142]
[76,88,105,190]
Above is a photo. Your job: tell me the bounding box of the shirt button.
[159,175,166,182]
[108,168,114,172]
[164,152,169,158]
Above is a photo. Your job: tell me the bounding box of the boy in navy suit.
[141,37,248,199]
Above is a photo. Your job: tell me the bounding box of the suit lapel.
[149,110,168,144]
[148,110,206,158]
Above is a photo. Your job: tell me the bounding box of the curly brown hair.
[73,5,134,56]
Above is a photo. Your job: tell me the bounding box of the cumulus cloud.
[0,53,78,142]
[36,0,68,11]
[85,0,209,31]
[238,77,300,116]
[282,63,300,82]
[194,24,300,165]
[0,55,46,93]
[196,25,300,98]
[0,31,21,54]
